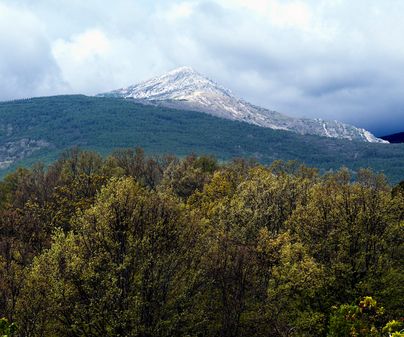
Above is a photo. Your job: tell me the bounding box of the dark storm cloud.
[0,0,403,134]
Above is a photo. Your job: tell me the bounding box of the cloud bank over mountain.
[0,0,403,135]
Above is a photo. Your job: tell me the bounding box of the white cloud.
[0,2,65,99]
[53,30,111,63]
[51,28,171,94]
[225,0,313,31]
[165,2,195,21]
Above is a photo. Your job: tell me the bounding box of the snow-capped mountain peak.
[98,67,388,143]
[110,66,232,101]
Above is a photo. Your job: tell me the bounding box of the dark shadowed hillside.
[381,132,404,143]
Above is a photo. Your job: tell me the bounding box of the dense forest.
[1,95,404,183]
[0,148,403,336]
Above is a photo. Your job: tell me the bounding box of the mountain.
[381,132,404,143]
[98,67,387,143]
[0,95,403,183]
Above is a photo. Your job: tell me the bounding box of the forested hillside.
[0,148,403,336]
[1,95,404,183]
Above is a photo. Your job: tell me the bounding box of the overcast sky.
[1,0,403,135]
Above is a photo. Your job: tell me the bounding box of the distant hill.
[381,132,404,143]
[0,95,403,183]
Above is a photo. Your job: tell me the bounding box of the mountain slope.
[0,95,403,182]
[381,132,404,143]
[98,67,386,143]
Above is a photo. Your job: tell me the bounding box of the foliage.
[328,297,385,337]
[328,297,404,337]
[0,148,402,336]
[0,318,17,337]
[382,320,404,336]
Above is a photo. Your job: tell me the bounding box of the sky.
[0,0,403,136]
